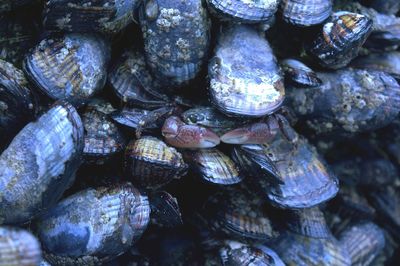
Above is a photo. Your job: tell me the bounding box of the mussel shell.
[37,183,150,265]
[111,107,160,131]
[204,188,278,241]
[23,34,110,106]
[183,148,243,185]
[108,48,167,108]
[286,69,400,136]
[338,222,385,266]
[285,207,332,238]
[206,0,279,24]
[0,59,36,150]
[139,0,210,87]
[149,191,182,227]
[82,108,126,164]
[281,59,322,87]
[245,132,339,209]
[351,51,400,81]
[272,232,351,266]
[43,0,140,34]
[220,241,285,266]
[209,25,284,117]
[307,11,373,69]
[0,12,39,67]
[125,136,188,190]
[0,102,84,224]
[0,227,42,266]
[280,0,332,27]
[182,106,245,136]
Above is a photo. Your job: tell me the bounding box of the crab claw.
[162,116,220,148]
[221,117,280,145]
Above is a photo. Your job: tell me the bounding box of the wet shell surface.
[280,0,332,27]
[338,222,385,266]
[0,102,84,224]
[281,58,322,87]
[272,232,351,266]
[286,69,400,136]
[307,11,373,69]
[125,136,188,189]
[204,188,278,241]
[23,34,110,106]
[209,24,285,117]
[285,207,332,238]
[82,108,125,164]
[220,241,285,266]
[183,148,243,185]
[108,48,166,108]
[149,191,182,228]
[43,0,140,34]
[351,51,400,81]
[0,59,36,150]
[249,129,339,209]
[0,227,42,266]
[139,0,210,86]
[206,0,279,24]
[37,183,150,265]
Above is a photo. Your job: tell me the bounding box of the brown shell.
[125,136,188,189]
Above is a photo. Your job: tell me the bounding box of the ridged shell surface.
[209,25,284,117]
[24,34,110,106]
[0,102,84,224]
[280,0,332,27]
[37,183,150,265]
[0,227,42,266]
[139,0,210,86]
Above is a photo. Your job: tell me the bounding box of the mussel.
[37,183,150,265]
[280,0,332,27]
[139,0,211,87]
[209,24,285,117]
[24,34,110,106]
[0,102,84,224]
[0,227,42,266]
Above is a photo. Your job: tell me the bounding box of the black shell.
[37,183,150,266]
[183,148,243,185]
[0,59,36,150]
[204,188,278,241]
[108,48,168,108]
[209,25,285,117]
[306,11,373,69]
[351,51,400,81]
[242,127,339,209]
[125,136,188,190]
[338,222,385,266]
[82,107,126,164]
[281,59,322,87]
[272,232,351,266]
[280,0,332,27]
[111,107,160,131]
[285,207,332,238]
[23,34,110,106]
[43,0,140,35]
[286,69,400,136]
[0,12,39,67]
[206,0,279,24]
[149,191,182,228]
[0,102,84,224]
[0,227,42,266]
[139,0,210,87]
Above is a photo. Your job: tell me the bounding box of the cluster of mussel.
[0,0,400,265]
